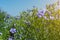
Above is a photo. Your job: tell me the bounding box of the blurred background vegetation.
[0,1,60,40]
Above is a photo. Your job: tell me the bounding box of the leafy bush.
[0,2,60,40]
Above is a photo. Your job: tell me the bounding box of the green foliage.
[0,2,60,40]
[14,4,60,40]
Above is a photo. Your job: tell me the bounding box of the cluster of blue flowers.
[37,9,55,20]
[10,28,16,34]
[37,9,46,18]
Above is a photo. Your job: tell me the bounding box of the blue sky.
[0,0,57,16]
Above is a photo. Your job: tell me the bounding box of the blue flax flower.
[10,28,16,34]
[37,9,46,18]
